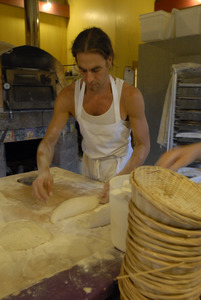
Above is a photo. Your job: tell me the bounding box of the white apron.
[74,75,133,182]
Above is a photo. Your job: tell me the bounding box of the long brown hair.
[71,27,114,62]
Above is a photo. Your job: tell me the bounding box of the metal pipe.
[24,0,40,47]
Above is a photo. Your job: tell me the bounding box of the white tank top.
[74,75,132,160]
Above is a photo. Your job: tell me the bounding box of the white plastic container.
[166,8,178,39]
[139,10,171,42]
[175,6,201,37]
[110,175,131,252]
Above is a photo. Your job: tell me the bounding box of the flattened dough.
[0,220,51,251]
[51,195,99,223]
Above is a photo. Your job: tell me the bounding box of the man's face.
[76,52,112,91]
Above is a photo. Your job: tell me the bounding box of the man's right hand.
[32,170,54,202]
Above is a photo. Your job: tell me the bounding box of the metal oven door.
[2,68,57,110]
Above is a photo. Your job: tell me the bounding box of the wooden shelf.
[0,0,69,18]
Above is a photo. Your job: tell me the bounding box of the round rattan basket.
[118,166,201,300]
[131,165,201,228]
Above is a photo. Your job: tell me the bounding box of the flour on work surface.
[50,195,99,223]
[72,246,124,297]
[0,220,51,251]
[0,210,112,299]
[83,287,92,294]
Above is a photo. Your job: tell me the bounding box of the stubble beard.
[87,81,101,92]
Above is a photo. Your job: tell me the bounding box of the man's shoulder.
[59,81,76,98]
[121,81,140,98]
[55,82,76,115]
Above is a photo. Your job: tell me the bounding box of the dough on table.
[0,220,51,251]
[50,195,99,223]
[85,203,110,228]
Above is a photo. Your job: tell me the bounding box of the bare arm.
[155,142,201,171]
[118,85,150,175]
[32,85,74,201]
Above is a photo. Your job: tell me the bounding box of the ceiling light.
[42,1,52,11]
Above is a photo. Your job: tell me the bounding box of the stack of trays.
[118,166,201,300]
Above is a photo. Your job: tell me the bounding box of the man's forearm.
[36,138,55,174]
[118,143,150,176]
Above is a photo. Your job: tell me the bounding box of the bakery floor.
[0,167,123,300]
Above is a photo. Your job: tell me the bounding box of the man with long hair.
[32,27,150,203]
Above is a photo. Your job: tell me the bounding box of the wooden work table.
[0,167,123,300]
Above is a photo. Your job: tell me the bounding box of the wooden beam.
[39,1,69,18]
[155,0,201,12]
[0,0,69,18]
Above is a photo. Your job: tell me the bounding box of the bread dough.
[110,175,131,252]
[50,195,99,223]
[0,245,19,297]
[85,203,110,228]
[0,220,51,251]
[0,245,13,266]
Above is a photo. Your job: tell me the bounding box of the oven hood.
[24,0,40,47]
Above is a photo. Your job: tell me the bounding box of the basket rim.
[127,229,201,263]
[128,227,201,258]
[130,166,201,222]
[128,207,201,246]
[129,199,201,236]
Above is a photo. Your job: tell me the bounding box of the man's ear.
[107,56,113,68]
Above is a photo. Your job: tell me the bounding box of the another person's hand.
[98,181,109,204]
[32,170,53,202]
[155,143,201,171]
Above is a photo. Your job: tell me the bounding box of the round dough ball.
[0,220,51,251]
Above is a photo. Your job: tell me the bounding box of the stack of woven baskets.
[118,166,201,300]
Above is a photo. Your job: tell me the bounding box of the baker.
[32,27,150,203]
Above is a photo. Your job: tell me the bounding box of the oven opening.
[13,86,55,102]
[5,139,41,176]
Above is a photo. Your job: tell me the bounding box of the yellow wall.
[67,0,154,77]
[0,5,25,46]
[115,0,155,77]
[0,4,68,65]
[40,13,68,64]
[66,0,116,66]
[0,1,155,76]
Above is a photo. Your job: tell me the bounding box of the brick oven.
[0,1,79,177]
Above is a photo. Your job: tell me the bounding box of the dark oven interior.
[1,45,65,112]
[0,45,74,177]
[3,67,57,110]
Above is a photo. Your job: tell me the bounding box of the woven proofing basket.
[130,165,201,229]
[118,166,201,300]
